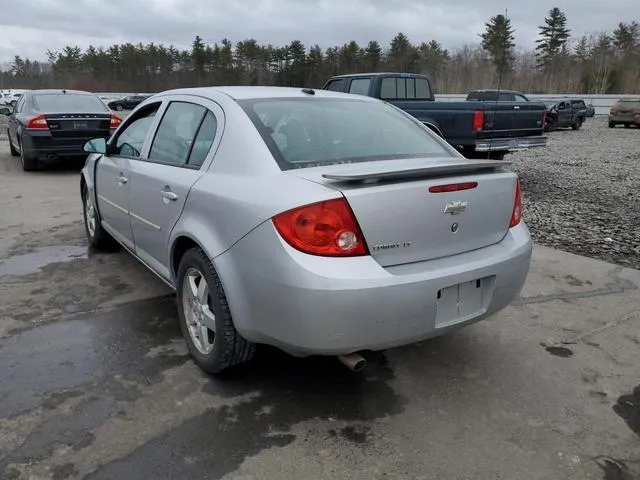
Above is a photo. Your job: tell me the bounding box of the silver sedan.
[80,86,533,375]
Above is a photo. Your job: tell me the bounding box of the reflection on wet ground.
[0,245,88,277]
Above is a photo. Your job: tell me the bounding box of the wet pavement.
[1,144,640,479]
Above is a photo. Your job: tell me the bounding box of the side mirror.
[0,106,12,116]
[83,137,107,154]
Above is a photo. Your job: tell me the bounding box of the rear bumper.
[475,135,548,152]
[214,220,533,357]
[21,130,114,158]
[609,114,639,124]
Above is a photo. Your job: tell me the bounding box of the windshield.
[33,93,108,113]
[240,97,452,170]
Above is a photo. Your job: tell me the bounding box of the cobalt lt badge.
[451,222,459,233]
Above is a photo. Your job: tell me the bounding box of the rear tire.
[176,247,255,375]
[82,185,117,250]
[8,132,19,157]
[571,118,583,130]
[19,141,39,171]
[609,122,616,128]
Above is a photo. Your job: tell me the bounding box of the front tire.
[82,185,116,250]
[176,247,255,375]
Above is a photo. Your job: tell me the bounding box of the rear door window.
[187,111,217,167]
[148,101,207,166]
[348,78,371,96]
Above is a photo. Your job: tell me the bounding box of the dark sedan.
[2,89,121,171]
[107,94,150,111]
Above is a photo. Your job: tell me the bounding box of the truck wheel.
[571,118,583,130]
[624,123,631,129]
[608,122,615,128]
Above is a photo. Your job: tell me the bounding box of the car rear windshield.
[617,99,640,107]
[239,98,452,170]
[33,93,108,113]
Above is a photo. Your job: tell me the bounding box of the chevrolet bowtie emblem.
[443,200,468,215]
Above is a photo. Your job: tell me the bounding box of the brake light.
[509,179,522,228]
[429,182,478,193]
[473,110,484,131]
[542,109,547,126]
[272,198,369,257]
[110,114,122,129]
[26,114,48,130]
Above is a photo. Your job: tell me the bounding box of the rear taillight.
[429,182,478,193]
[473,110,484,131]
[509,179,522,228]
[272,198,369,257]
[110,114,122,129]
[26,114,48,130]
[542,109,547,125]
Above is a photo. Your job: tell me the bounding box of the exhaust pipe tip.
[338,353,367,372]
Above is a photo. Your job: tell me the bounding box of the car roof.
[26,89,95,96]
[153,86,380,102]
[328,72,428,79]
[468,89,522,94]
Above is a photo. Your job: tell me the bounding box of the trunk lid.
[482,102,545,138]
[287,158,518,267]
[45,113,111,138]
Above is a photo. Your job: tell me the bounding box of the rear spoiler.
[321,159,510,182]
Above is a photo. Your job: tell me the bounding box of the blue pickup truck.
[322,73,548,160]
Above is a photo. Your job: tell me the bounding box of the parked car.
[107,94,151,111]
[541,99,587,131]
[2,89,122,171]
[80,86,533,375]
[609,98,640,128]
[465,89,532,102]
[323,73,547,161]
[585,103,595,117]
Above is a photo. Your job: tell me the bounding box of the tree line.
[2,8,639,94]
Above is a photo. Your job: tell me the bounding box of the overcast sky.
[0,0,638,64]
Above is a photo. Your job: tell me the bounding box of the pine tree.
[535,7,571,68]
[480,14,516,78]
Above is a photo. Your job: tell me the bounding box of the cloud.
[0,0,638,63]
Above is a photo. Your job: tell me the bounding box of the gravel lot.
[511,116,640,270]
[1,113,637,269]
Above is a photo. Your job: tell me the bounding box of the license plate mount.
[435,277,494,328]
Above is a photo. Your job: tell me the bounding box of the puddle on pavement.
[613,385,640,438]
[0,245,88,277]
[545,346,574,358]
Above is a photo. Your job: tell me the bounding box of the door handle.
[161,190,178,201]
[117,175,128,184]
